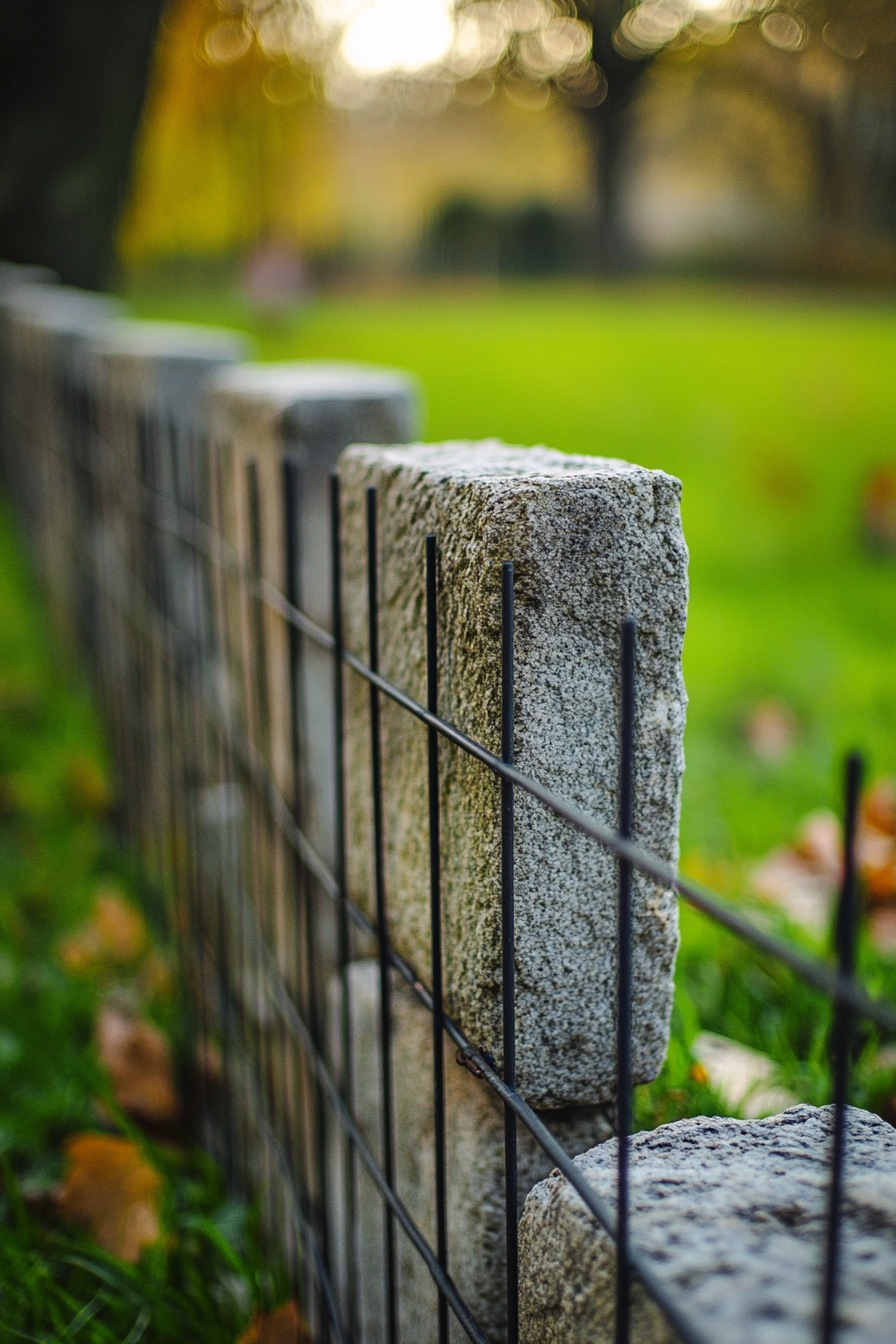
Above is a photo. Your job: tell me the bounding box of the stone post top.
[89,321,251,428]
[209,359,419,414]
[560,1104,896,1183]
[91,318,249,365]
[0,261,56,294]
[2,283,120,334]
[342,440,681,493]
[520,1104,896,1342]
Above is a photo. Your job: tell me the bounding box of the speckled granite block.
[327,961,613,1344]
[338,442,688,1107]
[519,1105,896,1344]
[205,362,419,840]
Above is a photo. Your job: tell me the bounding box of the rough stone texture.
[205,362,419,851]
[327,961,613,1344]
[519,1105,896,1344]
[338,442,688,1108]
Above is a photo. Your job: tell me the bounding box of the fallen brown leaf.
[96,1001,180,1125]
[57,1133,162,1262]
[238,1301,309,1344]
[861,465,896,554]
[869,907,896,957]
[749,843,838,935]
[744,699,797,764]
[858,778,896,904]
[749,780,896,933]
[60,887,148,974]
[862,777,896,836]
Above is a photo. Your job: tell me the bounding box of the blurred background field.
[126,278,896,869]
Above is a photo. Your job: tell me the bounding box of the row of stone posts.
[0,261,892,1344]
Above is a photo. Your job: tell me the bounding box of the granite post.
[338,442,689,1108]
[519,1105,896,1344]
[328,961,614,1344]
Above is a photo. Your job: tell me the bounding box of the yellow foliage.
[120,0,335,263]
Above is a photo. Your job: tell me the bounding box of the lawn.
[127,280,896,867]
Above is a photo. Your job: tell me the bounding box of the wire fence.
[1,277,894,1344]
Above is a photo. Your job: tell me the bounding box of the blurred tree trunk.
[579,77,647,274]
[573,4,653,274]
[0,0,167,289]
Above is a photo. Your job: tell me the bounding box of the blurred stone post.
[203,363,418,1319]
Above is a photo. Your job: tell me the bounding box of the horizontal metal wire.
[221,850,714,1344]
[63,412,896,1344]
[96,450,896,1038]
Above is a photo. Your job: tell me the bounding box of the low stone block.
[338,442,688,1107]
[519,1105,896,1344]
[327,961,613,1344]
[90,320,249,646]
[205,362,419,850]
[202,365,418,1066]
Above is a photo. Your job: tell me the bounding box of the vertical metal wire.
[501,561,519,1344]
[245,458,277,1231]
[206,438,238,1191]
[426,533,450,1344]
[329,471,359,1343]
[180,428,217,1156]
[366,485,398,1344]
[821,751,863,1344]
[282,456,333,1314]
[616,617,636,1344]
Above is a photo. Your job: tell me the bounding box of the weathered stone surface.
[91,318,249,438]
[338,442,688,1107]
[205,362,419,847]
[519,1105,896,1344]
[327,961,613,1344]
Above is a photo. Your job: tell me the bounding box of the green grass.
[0,505,278,1343]
[128,280,896,865]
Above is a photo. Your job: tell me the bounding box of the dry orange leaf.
[96,1001,180,1125]
[238,1302,309,1344]
[60,887,149,974]
[57,1133,162,1263]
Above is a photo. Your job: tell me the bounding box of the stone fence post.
[200,364,418,1318]
[519,1105,896,1344]
[337,441,689,1110]
[85,319,249,899]
[329,961,613,1344]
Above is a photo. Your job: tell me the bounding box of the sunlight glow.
[339,0,456,75]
